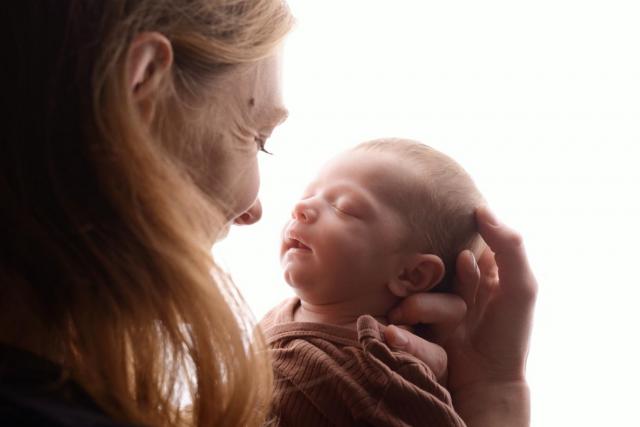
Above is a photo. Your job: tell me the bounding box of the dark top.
[0,343,129,426]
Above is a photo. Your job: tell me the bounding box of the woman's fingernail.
[471,253,479,275]
[387,326,408,348]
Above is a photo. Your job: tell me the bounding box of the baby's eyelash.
[255,136,273,155]
[332,204,356,218]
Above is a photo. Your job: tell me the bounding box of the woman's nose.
[233,199,262,226]
[291,200,317,223]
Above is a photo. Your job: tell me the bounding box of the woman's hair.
[353,138,485,292]
[1,1,292,426]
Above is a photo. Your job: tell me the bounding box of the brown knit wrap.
[260,298,466,427]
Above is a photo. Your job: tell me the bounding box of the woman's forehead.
[216,54,287,132]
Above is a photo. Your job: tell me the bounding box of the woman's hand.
[383,293,467,383]
[384,206,537,427]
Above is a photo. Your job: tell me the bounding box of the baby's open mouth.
[285,231,312,252]
[291,238,311,251]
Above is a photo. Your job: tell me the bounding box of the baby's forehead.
[317,150,415,201]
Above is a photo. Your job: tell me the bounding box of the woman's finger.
[387,292,467,326]
[476,206,537,302]
[474,206,537,358]
[452,249,481,308]
[473,248,498,319]
[383,325,448,382]
[387,293,467,345]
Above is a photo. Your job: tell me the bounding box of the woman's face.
[189,53,288,227]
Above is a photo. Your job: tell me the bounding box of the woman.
[0,1,535,426]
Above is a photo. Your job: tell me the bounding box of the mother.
[0,1,536,426]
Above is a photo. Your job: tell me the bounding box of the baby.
[261,138,485,426]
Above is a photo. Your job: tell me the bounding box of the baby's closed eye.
[333,200,360,218]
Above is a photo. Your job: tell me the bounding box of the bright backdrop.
[214,1,640,425]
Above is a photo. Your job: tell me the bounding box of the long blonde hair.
[1,1,292,425]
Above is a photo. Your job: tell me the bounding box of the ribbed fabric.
[261,298,467,427]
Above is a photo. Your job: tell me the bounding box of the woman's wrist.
[452,380,530,427]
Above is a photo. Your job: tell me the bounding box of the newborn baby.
[261,138,485,426]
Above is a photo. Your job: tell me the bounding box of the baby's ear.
[388,254,445,297]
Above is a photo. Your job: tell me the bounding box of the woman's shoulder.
[0,344,131,427]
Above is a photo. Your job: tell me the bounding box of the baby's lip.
[284,229,313,252]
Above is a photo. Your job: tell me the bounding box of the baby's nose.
[291,200,316,223]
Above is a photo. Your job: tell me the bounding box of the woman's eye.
[255,135,272,155]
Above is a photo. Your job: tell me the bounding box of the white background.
[215,1,640,425]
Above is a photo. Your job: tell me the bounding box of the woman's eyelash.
[255,136,272,155]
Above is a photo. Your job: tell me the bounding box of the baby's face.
[281,150,411,308]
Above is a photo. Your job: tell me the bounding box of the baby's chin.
[284,278,315,303]
[281,275,324,303]
[281,264,314,290]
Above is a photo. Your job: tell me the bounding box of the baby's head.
[281,138,484,318]
[353,138,485,293]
